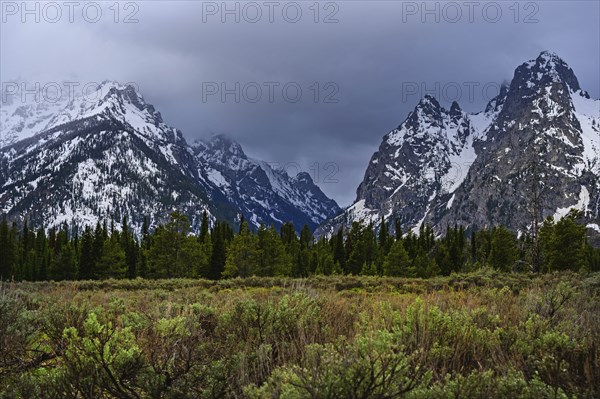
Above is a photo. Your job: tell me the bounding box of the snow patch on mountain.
[571,91,600,174]
[554,186,590,220]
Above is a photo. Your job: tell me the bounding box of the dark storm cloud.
[1,1,599,206]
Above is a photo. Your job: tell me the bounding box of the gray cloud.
[1,0,598,206]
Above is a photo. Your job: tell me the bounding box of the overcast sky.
[1,0,599,206]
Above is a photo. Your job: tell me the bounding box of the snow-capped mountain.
[0,81,339,233]
[433,51,600,233]
[0,81,230,233]
[318,51,599,236]
[193,135,340,230]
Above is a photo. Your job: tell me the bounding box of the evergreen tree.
[332,228,346,272]
[238,214,246,234]
[474,229,492,267]
[404,231,417,259]
[436,224,466,274]
[383,239,411,276]
[79,226,94,280]
[378,217,389,250]
[470,230,477,269]
[433,240,452,276]
[257,225,292,276]
[199,210,209,243]
[148,212,201,278]
[346,222,376,275]
[280,222,302,276]
[585,244,600,272]
[209,221,230,280]
[121,216,137,279]
[52,242,78,281]
[223,221,259,278]
[280,222,297,246]
[313,238,334,275]
[139,216,151,278]
[394,218,403,241]
[297,224,314,276]
[96,234,126,279]
[18,219,32,280]
[180,234,208,278]
[0,219,15,279]
[91,222,105,278]
[197,229,213,278]
[413,250,438,278]
[33,227,48,281]
[300,225,313,249]
[488,226,519,271]
[360,261,378,276]
[363,222,378,272]
[540,210,587,271]
[48,226,56,251]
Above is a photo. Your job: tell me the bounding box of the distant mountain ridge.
[192,134,340,230]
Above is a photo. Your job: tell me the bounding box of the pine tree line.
[0,209,598,281]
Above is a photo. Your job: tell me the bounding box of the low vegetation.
[1,271,599,398]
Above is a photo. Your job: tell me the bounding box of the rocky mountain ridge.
[317,51,599,237]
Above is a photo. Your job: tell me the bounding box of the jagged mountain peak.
[96,79,134,92]
[418,94,442,108]
[192,135,250,174]
[390,95,470,146]
[449,101,462,115]
[484,83,509,114]
[204,134,247,158]
[344,92,474,236]
[293,171,313,184]
[538,49,560,58]
[40,80,183,146]
[536,50,573,72]
[413,95,443,118]
[385,95,461,147]
[101,81,163,121]
[514,51,581,93]
[65,80,155,119]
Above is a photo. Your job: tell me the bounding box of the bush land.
[1,271,599,398]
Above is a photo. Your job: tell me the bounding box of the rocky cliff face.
[318,52,599,237]
[434,52,599,233]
